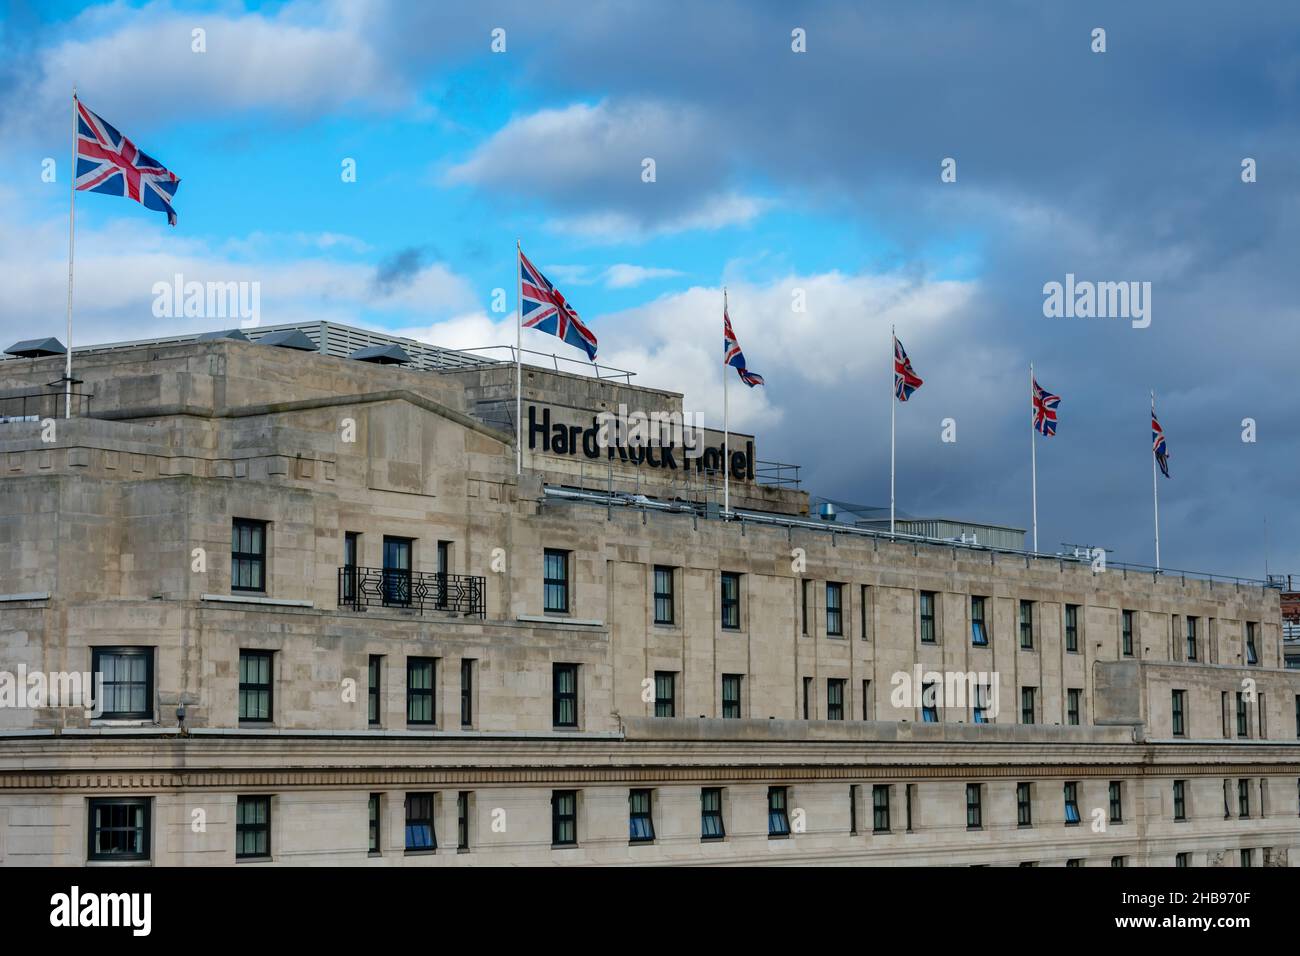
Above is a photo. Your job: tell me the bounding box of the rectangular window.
[1066,859,1082,868]
[701,788,725,840]
[849,785,859,834]
[629,789,655,843]
[1186,616,1198,661]
[405,793,435,851]
[1021,687,1036,725]
[905,784,915,832]
[87,798,150,862]
[654,671,676,718]
[367,655,382,726]
[1016,782,1032,827]
[827,678,845,721]
[1176,852,1190,867]
[91,647,153,720]
[1237,692,1248,737]
[803,676,813,720]
[552,790,577,846]
[1173,780,1186,821]
[973,682,991,724]
[653,566,675,625]
[919,591,936,643]
[1064,782,1080,825]
[236,795,271,859]
[801,579,810,636]
[722,674,742,719]
[1109,781,1123,823]
[1238,778,1250,818]
[238,650,273,722]
[1172,689,1186,737]
[1019,600,1034,648]
[860,585,871,641]
[435,539,451,609]
[1246,622,1259,666]
[1065,604,1079,652]
[460,659,474,727]
[553,663,578,728]
[872,785,891,833]
[381,535,412,607]
[231,518,267,592]
[457,791,470,851]
[768,786,791,837]
[1122,609,1134,656]
[971,596,988,646]
[406,657,435,726]
[862,679,871,720]
[826,582,844,636]
[342,531,360,603]
[966,783,982,829]
[368,793,381,854]
[1111,856,1126,868]
[543,549,569,613]
[1067,688,1081,726]
[721,572,741,630]
[922,681,938,722]
[1241,848,1253,868]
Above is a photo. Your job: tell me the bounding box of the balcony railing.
[338,566,486,619]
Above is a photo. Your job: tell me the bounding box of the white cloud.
[600,264,685,288]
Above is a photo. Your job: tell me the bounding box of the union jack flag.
[723,305,764,387]
[1032,379,1061,436]
[518,248,597,360]
[894,336,923,401]
[1152,407,1170,478]
[74,98,180,226]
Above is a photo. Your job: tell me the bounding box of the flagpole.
[515,239,522,476]
[64,86,78,420]
[1030,363,1038,553]
[890,326,896,535]
[723,287,730,516]
[1152,389,1161,571]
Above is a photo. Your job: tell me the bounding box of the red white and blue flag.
[74,98,180,226]
[1032,379,1060,436]
[519,248,598,360]
[1152,407,1170,478]
[894,336,923,401]
[723,305,764,387]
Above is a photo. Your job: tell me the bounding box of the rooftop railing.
[0,388,93,423]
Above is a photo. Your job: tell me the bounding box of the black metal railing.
[0,388,93,423]
[338,566,485,618]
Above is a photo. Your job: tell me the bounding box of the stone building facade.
[0,324,1296,866]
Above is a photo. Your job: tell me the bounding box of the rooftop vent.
[349,343,411,365]
[5,337,67,358]
[197,328,250,342]
[256,329,317,351]
[817,501,837,521]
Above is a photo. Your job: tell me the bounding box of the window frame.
[826,582,844,637]
[404,792,436,852]
[721,674,742,719]
[551,790,578,847]
[235,795,271,860]
[1109,780,1123,824]
[1018,600,1034,649]
[768,786,791,837]
[405,657,436,726]
[543,548,570,614]
[720,572,741,630]
[1016,782,1032,827]
[231,518,268,593]
[919,591,937,644]
[653,565,675,625]
[1064,782,1080,825]
[629,788,655,844]
[970,595,988,646]
[965,783,983,830]
[1121,609,1134,656]
[367,655,382,727]
[654,671,676,718]
[1172,689,1186,737]
[1065,604,1079,653]
[91,646,154,721]
[87,797,151,862]
[872,784,891,833]
[827,678,845,721]
[237,649,274,723]
[701,787,726,840]
[553,663,579,728]
[1173,780,1186,821]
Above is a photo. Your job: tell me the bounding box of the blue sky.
[1,0,1298,578]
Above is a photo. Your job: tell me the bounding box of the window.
[1109,781,1123,824]
[553,663,578,728]
[368,794,381,854]
[1237,692,1248,737]
[919,591,936,643]
[862,679,872,720]
[1246,622,1259,665]
[654,671,676,718]
[1067,689,1081,726]
[801,579,810,636]
[231,518,267,592]
[922,681,938,722]
[826,582,844,637]
[1111,856,1126,868]
[973,682,990,723]
[1066,858,1083,868]
[1224,780,1232,819]
[1019,600,1034,648]
[768,786,791,837]
[1021,687,1036,725]
[91,647,152,720]
[629,789,655,843]
[1016,783,1032,827]
[971,596,988,646]
[1186,616,1198,661]
[653,566,675,625]
[720,572,741,630]
[1238,778,1250,818]
[1224,691,1231,738]
[849,785,859,834]
[238,650,273,722]
[827,679,845,721]
[552,790,577,846]
[406,657,435,725]
[860,585,871,641]
[87,798,150,862]
[543,549,569,613]
[435,540,451,609]
[405,793,435,851]
[1172,689,1186,737]
[1176,852,1190,868]
[872,785,891,832]
[342,531,360,603]
[1241,848,1254,868]
[460,659,474,727]
[905,784,915,832]
[1122,609,1134,656]
[382,535,412,606]
[1173,780,1186,821]
[1065,604,1079,652]
[722,674,742,719]
[1064,782,1080,825]
[701,788,725,839]
[368,655,382,726]
[803,676,813,720]
[966,784,982,829]
[457,792,470,851]
[236,795,271,859]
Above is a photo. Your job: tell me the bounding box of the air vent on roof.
[256,329,317,351]
[4,337,67,358]
[197,329,250,342]
[349,343,411,365]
